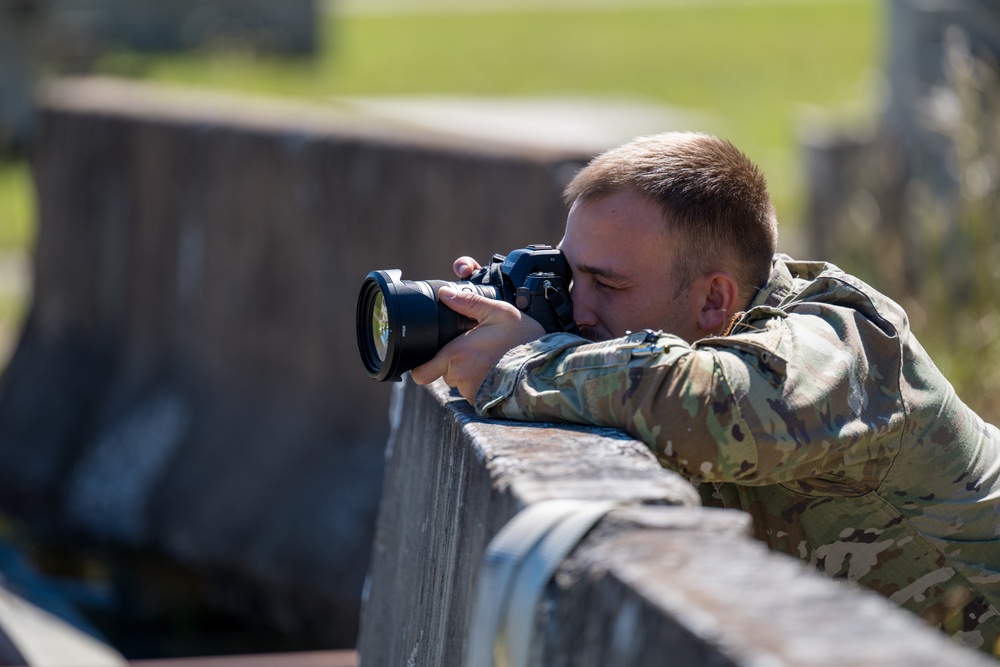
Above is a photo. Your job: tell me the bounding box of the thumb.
[438,285,517,324]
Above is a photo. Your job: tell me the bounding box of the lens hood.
[357,270,480,382]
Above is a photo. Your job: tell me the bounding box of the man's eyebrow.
[576,264,631,283]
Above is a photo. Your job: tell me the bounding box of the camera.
[357,244,579,382]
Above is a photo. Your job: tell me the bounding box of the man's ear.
[697,272,739,335]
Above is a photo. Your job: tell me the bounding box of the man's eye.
[595,280,618,291]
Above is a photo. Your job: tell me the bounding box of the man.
[411,132,1000,652]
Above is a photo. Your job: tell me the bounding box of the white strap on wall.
[0,587,126,666]
[466,499,618,667]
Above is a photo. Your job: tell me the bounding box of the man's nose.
[570,285,598,327]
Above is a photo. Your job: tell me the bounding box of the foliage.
[913,31,1000,421]
[820,29,1000,421]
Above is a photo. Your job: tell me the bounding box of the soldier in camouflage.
[411,132,1000,653]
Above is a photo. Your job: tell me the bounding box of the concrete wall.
[360,378,995,666]
[0,76,587,650]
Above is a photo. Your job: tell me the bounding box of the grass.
[0,158,36,250]
[95,1,884,232]
[0,159,33,363]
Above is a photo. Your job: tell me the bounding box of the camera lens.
[356,270,499,382]
[371,290,389,362]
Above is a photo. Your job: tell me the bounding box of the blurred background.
[0,0,997,662]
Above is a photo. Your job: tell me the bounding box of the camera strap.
[542,282,580,336]
[465,499,620,667]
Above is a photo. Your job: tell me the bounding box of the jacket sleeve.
[474,309,907,486]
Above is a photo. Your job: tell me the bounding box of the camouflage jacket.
[475,255,1000,652]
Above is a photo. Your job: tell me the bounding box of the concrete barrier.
[359,378,995,666]
[0,76,588,651]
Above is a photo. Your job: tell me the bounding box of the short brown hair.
[563,132,777,300]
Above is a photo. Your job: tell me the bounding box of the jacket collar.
[748,253,796,310]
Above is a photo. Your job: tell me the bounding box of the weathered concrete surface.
[544,506,994,666]
[361,379,994,666]
[0,76,588,649]
[358,378,700,667]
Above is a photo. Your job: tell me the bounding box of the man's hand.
[411,284,545,402]
[453,256,481,280]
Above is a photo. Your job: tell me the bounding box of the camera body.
[357,244,578,382]
[469,244,577,335]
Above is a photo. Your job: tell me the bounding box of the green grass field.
[97,0,884,232]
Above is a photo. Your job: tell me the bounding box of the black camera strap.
[543,281,580,336]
